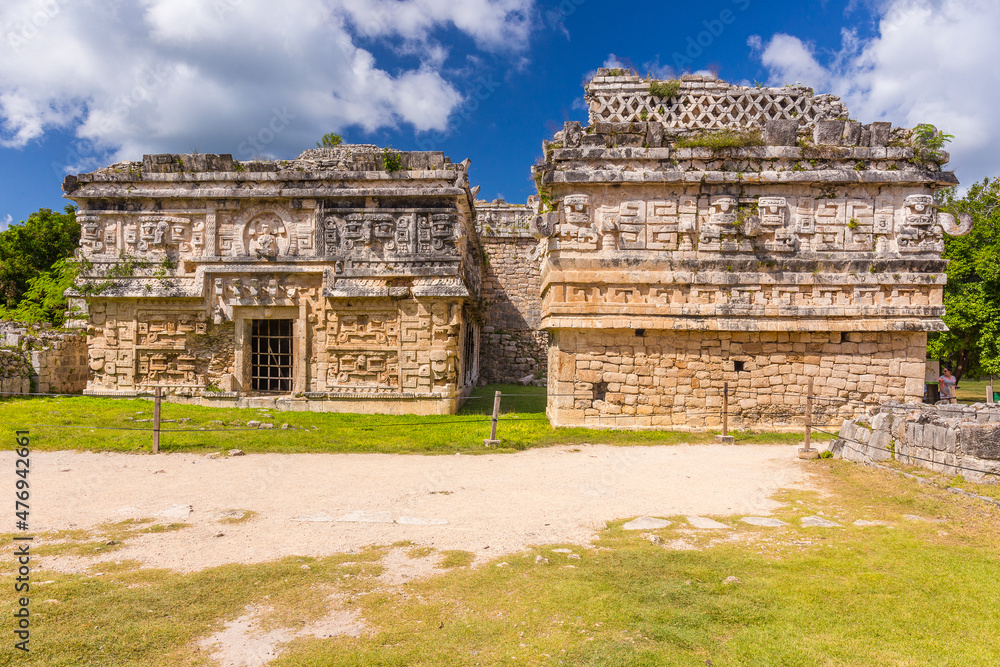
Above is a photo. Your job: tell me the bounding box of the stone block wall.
[477,200,548,384]
[0,348,31,394]
[835,403,1000,483]
[547,329,926,429]
[0,321,89,394]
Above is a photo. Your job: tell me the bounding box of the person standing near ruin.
[938,368,958,404]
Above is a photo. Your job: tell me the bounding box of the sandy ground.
[8,443,816,574]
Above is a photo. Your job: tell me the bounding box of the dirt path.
[10,444,816,573]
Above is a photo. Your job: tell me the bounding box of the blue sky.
[1,0,996,229]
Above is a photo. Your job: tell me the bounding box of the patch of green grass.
[648,79,681,99]
[7,461,1000,665]
[11,518,178,558]
[407,547,435,560]
[676,129,764,150]
[437,550,475,569]
[217,509,258,525]
[0,384,796,454]
[137,522,188,535]
[955,378,996,404]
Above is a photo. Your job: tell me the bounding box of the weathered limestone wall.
[0,348,31,395]
[0,321,88,394]
[549,330,925,429]
[835,404,1000,483]
[531,71,968,429]
[476,200,548,384]
[65,146,483,414]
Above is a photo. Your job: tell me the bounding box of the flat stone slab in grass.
[395,516,448,526]
[686,516,731,529]
[904,515,946,523]
[337,511,394,524]
[623,517,672,530]
[290,513,337,522]
[853,519,893,527]
[156,504,193,519]
[741,517,788,527]
[801,516,843,528]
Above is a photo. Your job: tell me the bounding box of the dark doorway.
[251,319,293,392]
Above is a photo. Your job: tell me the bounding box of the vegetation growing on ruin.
[648,79,682,100]
[382,147,403,173]
[911,123,953,163]
[316,132,343,148]
[675,129,764,150]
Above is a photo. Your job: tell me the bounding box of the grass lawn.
[0,384,802,454]
[2,460,998,665]
[955,378,998,404]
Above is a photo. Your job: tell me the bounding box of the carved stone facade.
[475,199,548,384]
[63,73,972,426]
[532,71,971,429]
[64,146,482,414]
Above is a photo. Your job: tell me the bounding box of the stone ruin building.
[529,71,971,429]
[475,198,548,385]
[63,147,482,413]
[63,71,972,425]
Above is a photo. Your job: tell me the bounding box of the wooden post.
[153,387,161,454]
[483,391,502,446]
[799,377,818,459]
[723,382,729,437]
[715,383,735,443]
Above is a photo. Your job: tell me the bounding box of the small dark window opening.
[594,381,608,402]
[734,360,745,373]
[635,328,646,338]
[251,319,293,393]
[463,321,477,383]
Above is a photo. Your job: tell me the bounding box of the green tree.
[929,178,1000,381]
[0,257,80,326]
[316,132,342,148]
[0,205,79,308]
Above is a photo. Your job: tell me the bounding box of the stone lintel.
[66,184,468,201]
[552,146,917,161]
[548,170,958,187]
[540,269,949,287]
[540,317,946,332]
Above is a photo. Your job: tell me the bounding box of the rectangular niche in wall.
[251,319,293,393]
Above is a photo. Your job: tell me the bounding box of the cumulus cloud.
[0,0,534,169]
[750,0,1000,185]
[1,213,12,231]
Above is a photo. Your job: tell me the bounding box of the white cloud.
[0,0,534,168]
[1,213,12,231]
[753,34,829,88]
[751,0,1000,185]
[603,54,630,70]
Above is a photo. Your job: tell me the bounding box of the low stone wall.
[834,403,1000,483]
[479,329,548,385]
[0,348,31,394]
[0,321,89,395]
